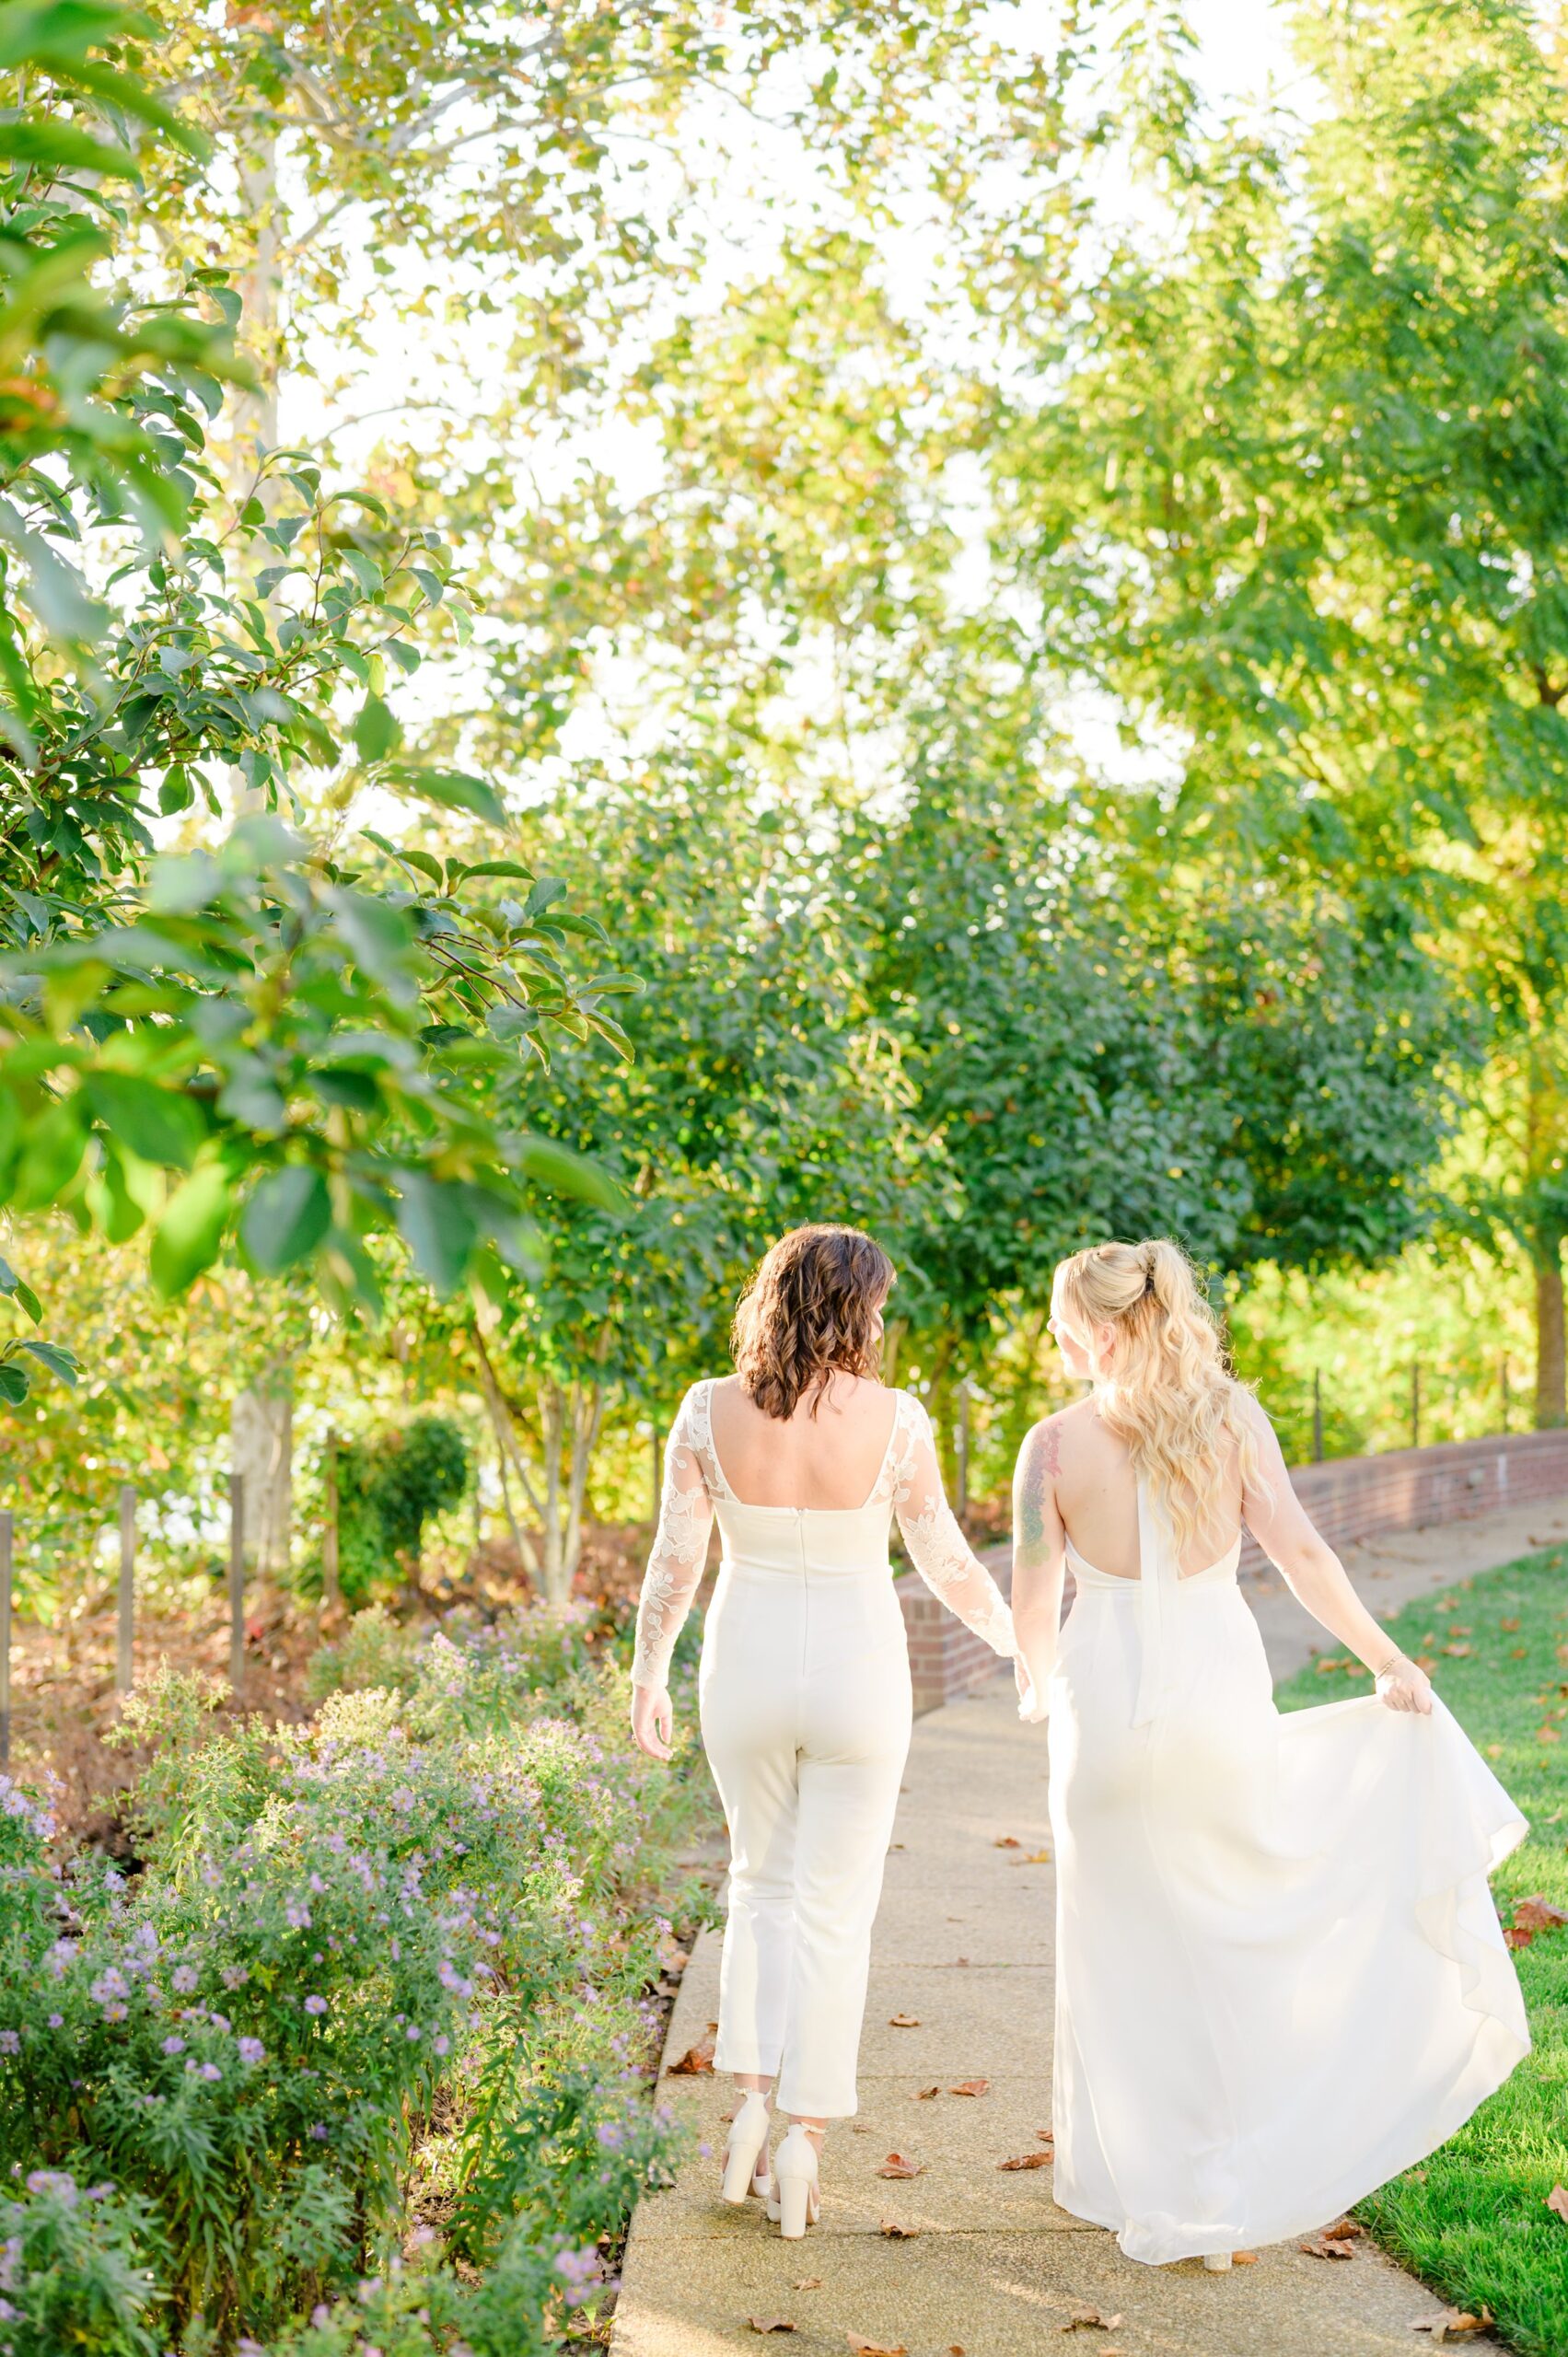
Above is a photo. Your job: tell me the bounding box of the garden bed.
[0,1602,719,2356]
[1276,1548,1568,2357]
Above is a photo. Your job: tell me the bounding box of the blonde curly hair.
[1053,1237,1267,1552]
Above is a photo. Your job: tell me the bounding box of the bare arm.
[893,1399,1016,1655]
[1242,1400,1431,1714]
[629,1389,715,1759]
[1011,1417,1068,1724]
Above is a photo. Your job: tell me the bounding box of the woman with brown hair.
[630,1224,1015,2237]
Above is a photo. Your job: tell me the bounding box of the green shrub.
[329,1416,472,1602]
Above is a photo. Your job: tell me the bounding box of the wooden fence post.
[0,1511,11,1771]
[322,1431,341,1620]
[116,1484,135,1696]
[1312,1369,1324,1464]
[229,1473,246,1697]
[1501,1357,1510,1434]
[1411,1362,1422,1451]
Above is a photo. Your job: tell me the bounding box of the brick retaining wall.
[896,1427,1568,1716]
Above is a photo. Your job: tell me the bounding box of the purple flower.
[433,2034,450,2057]
[199,2062,222,2081]
[238,2037,264,2067]
[285,1903,311,1931]
[161,2037,185,2056]
[171,1965,198,1994]
[304,1994,328,2016]
[0,2031,18,2056]
[311,2307,330,2329]
[308,2123,329,2140]
[89,1969,128,2004]
[47,2014,62,2029]
[405,2025,421,2041]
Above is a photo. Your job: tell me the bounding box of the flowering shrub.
[0,1613,709,2354]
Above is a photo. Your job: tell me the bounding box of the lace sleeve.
[890,1395,1016,1657]
[632,1387,715,1689]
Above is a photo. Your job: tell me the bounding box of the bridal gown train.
[1040,1485,1529,2266]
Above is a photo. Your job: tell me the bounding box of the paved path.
[612,1497,1562,2357]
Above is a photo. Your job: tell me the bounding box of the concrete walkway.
[611,1497,1562,2357]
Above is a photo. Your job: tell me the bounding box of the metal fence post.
[322,1432,341,1619]
[229,1473,246,1697]
[116,1484,135,1696]
[0,1512,11,1771]
[956,1380,970,1520]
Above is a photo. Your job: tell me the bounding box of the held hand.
[1014,1655,1033,1707]
[1375,1654,1434,1716]
[630,1681,675,1761]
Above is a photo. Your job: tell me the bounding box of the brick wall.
[897,1427,1568,1717]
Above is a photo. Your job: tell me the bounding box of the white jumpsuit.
[633,1380,1015,2118]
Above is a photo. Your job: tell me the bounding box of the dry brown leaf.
[846,2338,908,2357]
[1011,1849,1053,1864]
[1300,2235,1355,2258]
[1036,2130,1055,2144]
[949,2079,990,2097]
[1060,2308,1122,2331]
[1322,2217,1365,2241]
[1411,2308,1494,2342]
[1449,1625,1473,1637]
[1235,2252,1259,2265]
[879,2216,920,2237]
[877,2153,925,2179]
[1443,1643,1472,1657]
[999,2151,1052,2170]
[888,2012,922,2028]
[1501,1617,1521,1631]
[666,2037,714,2076]
[1537,1724,1561,1744]
[748,2319,796,2336]
[1516,1895,1568,1934]
[993,1835,1021,1848]
[793,2278,822,2292]
[1547,2184,1568,2223]
[914,2084,940,2100]
[1415,1655,1437,1674]
[948,2347,967,2355]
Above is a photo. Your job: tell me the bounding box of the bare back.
[707,1371,900,1511]
[1047,1397,1244,1578]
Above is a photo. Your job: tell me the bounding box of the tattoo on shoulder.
[1038,1416,1062,1478]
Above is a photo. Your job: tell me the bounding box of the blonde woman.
[630,1225,1015,2236]
[1012,1238,1528,2271]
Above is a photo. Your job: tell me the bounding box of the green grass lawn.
[1275,1547,1568,2356]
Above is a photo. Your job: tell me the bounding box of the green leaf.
[240,1166,331,1274]
[83,1071,204,1167]
[459,859,535,882]
[393,1171,478,1294]
[10,1103,87,1213]
[0,1255,41,1323]
[515,1137,624,1212]
[353,694,401,763]
[385,764,506,828]
[0,1363,29,1406]
[15,1337,78,1387]
[149,1160,232,1297]
[0,120,138,176]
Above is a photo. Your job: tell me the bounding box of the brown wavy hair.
[731,1225,895,1420]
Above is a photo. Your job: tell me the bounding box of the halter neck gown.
[1036,1481,1528,2265]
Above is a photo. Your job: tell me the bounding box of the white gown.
[1040,1484,1529,2265]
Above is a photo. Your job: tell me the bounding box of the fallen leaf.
[1036,2130,1055,2144]
[1449,1626,1473,1637]
[1060,2308,1121,2331]
[1300,2235,1354,2258]
[994,1835,1021,1849]
[1487,1743,1506,1757]
[1235,2251,1259,2264]
[949,2079,990,2096]
[999,2151,1052,2170]
[948,2348,967,2356]
[1501,1618,1521,1631]
[793,2278,822,2292]
[877,2153,925,2179]
[914,2084,940,2100]
[888,2012,922,2028]
[1511,1649,1527,1659]
[1547,2185,1568,2223]
[1443,1643,1471,1657]
[1415,1655,1437,1674]
[1011,1849,1053,1864]
[879,2216,920,2237]
[1411,2309,1494,2342]
[748,2320,796,2336]
[1322,2217,1365,2241]
[1507,1895,1568,1951]
[666,2037,714,2076]
[1537,1724,1561,1744]
[846,2338,908,2357]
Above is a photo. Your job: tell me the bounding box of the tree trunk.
[1534,1235,1566,1429]
[231,131,283,494]
[232,1368,293,1578]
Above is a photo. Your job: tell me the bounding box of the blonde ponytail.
[1054,1237,1267,1553]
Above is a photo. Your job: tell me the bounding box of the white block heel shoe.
[1202,2253,1233,2272]
[769,2124,820,2238]
[720,2091,773,2205]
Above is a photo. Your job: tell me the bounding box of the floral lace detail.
[889,1394,1016,1657]
[631,1385,716,1688]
